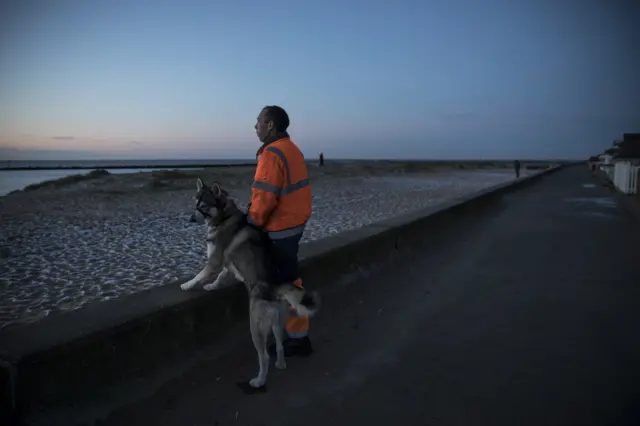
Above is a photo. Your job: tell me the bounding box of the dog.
[180,178,320,391]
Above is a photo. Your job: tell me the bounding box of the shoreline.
[0,159,541,197]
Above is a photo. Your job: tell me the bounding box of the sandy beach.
[0,161,535,330]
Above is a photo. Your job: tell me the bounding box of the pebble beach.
[0,161,532,330]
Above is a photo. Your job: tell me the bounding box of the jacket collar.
[256,131,289,158]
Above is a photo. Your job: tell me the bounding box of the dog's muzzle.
[196,205,212,219]
[195,191,214,220]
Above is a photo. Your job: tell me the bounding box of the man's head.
[255,105,289,143]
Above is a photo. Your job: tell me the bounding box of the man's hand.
[245,203,264,232]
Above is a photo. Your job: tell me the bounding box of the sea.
[0,159,255,196]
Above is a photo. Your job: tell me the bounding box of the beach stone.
[0,247,12,258]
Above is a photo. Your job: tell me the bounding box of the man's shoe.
[268,337,313,358]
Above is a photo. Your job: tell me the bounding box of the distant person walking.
[248,105,314,357]
[514,160,521,178]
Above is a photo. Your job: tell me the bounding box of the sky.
[0,0,638,161]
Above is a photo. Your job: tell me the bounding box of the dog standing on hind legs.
[180,178,320,392]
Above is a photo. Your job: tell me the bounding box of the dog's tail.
[274,283,321,318]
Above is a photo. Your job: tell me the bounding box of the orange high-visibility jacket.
[248,136,312,239]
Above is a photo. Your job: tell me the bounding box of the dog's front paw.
[180,282,194,291]
[275,359,287,370]
[202,282,218,291]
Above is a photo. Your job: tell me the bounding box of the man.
[248,105,313,357]
[514,159,521,178]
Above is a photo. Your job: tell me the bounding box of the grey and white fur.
[180,178,320,390]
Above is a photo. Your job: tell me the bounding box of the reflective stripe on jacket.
[248,136,312,239]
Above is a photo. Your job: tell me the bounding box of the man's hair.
[262,105,290,132]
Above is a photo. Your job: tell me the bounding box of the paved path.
[68,166,640,426]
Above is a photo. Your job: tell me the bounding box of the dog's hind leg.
[272,316,287,370]
[248,311,270,389]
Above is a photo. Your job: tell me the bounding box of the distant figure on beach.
[319,152,324,166]
[250,105,314,357]
[514,160,521,178]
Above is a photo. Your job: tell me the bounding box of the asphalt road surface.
[61,166,640,426]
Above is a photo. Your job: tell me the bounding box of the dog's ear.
[196,177,205,191]
[211,182,222,197]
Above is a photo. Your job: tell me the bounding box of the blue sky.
[0,0,638,160]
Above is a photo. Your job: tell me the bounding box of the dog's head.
[194,178,237,226]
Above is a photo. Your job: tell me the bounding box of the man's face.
[254,109,273,143]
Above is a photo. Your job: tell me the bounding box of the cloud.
[129,141,144,145]
[51,136,75,140]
